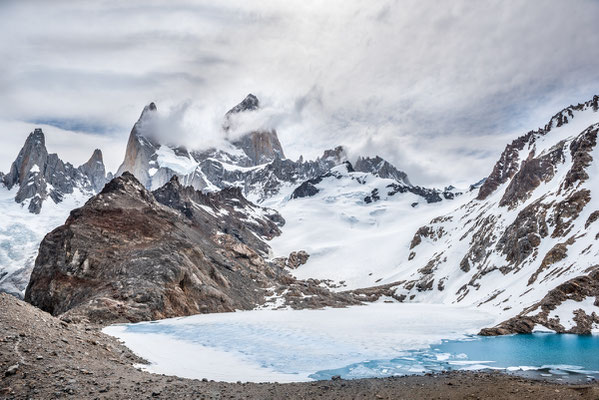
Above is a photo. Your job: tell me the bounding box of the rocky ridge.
[115,95,457,206]
[392,96,599,334]
[2,128,108,213]
[25,172,286,323]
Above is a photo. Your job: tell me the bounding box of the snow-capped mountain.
[7,92,597,335]
[378,96,598,333]
[2,128,108,214]
[263,95,599,334]
[0,129,109,296]
[115,94,456,206]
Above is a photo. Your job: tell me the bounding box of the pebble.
[5,364,19,377]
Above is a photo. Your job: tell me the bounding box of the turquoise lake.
[311,333,599,382]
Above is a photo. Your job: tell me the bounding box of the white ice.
[0,185,87,295]
[104,303,495,383]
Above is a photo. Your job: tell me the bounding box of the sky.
[0,0,598,187]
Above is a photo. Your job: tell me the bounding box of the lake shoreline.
[3,293,599,399]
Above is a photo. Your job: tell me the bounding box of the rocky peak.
[3,128,49,190]
[226,93,260,115]
[223,94,260,133]
[222,94,285,165]
[1,128,108,213]
[145,102,157,114]
[478,95,599,201]
[78,149,107,192]
[116,103,160,187]
[97,171,152,202]
[354,155,411,185]
[319,146,348,165]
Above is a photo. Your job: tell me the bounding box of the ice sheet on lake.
[104,303,495,382]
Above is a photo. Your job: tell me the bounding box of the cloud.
[0,0,598,186]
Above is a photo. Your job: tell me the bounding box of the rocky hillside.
[24,173,372,324]
[24,172,286,323]
[390,96,599,333]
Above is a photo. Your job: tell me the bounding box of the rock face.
[286,251,310,269]
[232,130,285,166]
[2,128,108,213]
[24,172,288,323]
[354,156,411,185]
[115,103,160,188]
[78,149,108,192]
[480,267,599,335]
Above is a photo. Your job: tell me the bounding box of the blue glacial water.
[310,333,599,382]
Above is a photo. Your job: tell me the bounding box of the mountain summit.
[1,128,108,213]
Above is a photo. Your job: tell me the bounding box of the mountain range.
[2,94,599,335]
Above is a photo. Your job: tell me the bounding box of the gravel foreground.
[2,293,599,400]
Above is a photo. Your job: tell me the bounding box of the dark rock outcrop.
[354,156,411,185]
[291,177,323,199]
[480,267,599,335]
[286,251,310,269]
[24,173,287,323]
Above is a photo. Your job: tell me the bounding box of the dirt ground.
[2,293,598,400]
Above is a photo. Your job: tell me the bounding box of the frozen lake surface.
[104,303,495,382]
[104,303,599,383]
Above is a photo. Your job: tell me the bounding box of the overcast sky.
[1,0,598,187]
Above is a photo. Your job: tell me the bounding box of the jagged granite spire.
[116,102,160,187]
[225,93,259,115]
[78,149,107,192]
[3,128,48,190]
[225,94,285,165]
[2,128,108,213]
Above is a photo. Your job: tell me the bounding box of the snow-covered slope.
[380,96,599,332]
[264,96,599,333]
[264,163,468,290]
[0,185,88,297]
